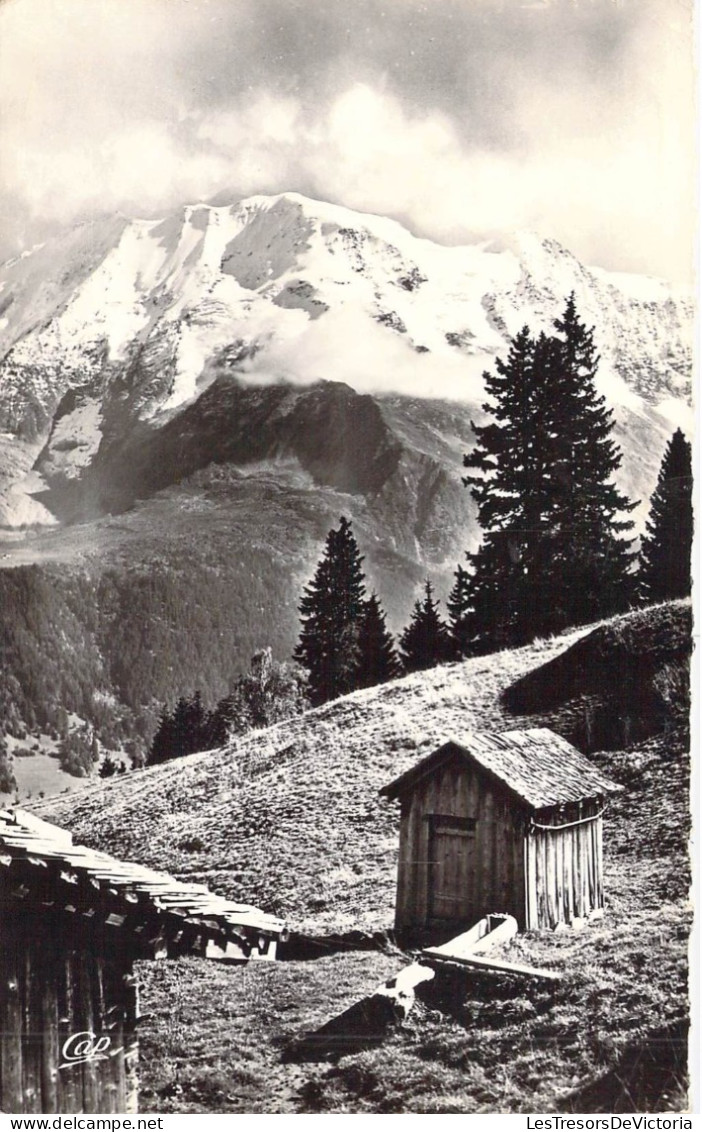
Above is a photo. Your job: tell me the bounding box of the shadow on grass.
[285,963,557,1064]
[283,993,402,1061]
[279,928,399,962]
[559,1020,689,1113]
[417,965,557,1026]
[500,603,691,753]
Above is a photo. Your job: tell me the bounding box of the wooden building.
[0,808,286,1115]
[380,727,622,939]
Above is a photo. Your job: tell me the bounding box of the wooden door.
[427,814,477,925]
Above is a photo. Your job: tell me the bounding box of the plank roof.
[380,727,622,810]
[0,807,285,943]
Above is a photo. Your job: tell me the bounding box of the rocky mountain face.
[0,192,693,536]
[27,377,475,572]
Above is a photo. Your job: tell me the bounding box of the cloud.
[0,0,695,281]
[239,305,487,402]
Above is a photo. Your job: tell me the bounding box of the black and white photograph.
[0,0,696,1117]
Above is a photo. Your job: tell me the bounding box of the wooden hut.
[380,727,622,939]
[0,808,286,1115]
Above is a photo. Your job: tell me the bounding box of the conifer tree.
[0,736,16,795]
[294,516,367,705]
[463,327,557,648]
[399,580,452,672]
[446,563,474,658]
[547,295,638,625]
[99,753,118,778]
[463,296,638,650]
[355,593,400,688]
[637,428,693,602]
[147,691,209,765]
[172,691,207,759]
[147,704,175,766]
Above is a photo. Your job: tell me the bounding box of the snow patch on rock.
[0,191,692,524]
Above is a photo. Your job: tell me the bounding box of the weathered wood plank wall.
[1,913,138,1114]
[394,755,527,936]
[393,755,606,935]
[524,800,603,929]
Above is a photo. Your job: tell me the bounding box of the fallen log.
[422,951,561,981]
[420,914,559,980]
[422,913,518,963]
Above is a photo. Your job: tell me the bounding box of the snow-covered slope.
[0,192,694,526]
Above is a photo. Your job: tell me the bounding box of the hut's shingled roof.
[380,727,622,810]
[0,808,285,943]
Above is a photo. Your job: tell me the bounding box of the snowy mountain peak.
[0,193,693,527]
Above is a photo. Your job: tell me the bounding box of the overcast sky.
[0,0,695,281]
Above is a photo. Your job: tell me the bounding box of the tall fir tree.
[547,295,638,626]
[637,428,693,602]
[399,580,452,672]
[463,326,557,649]
[0,735,16,795]
[463,296,638,651]
[355,593,400,688]
[294,516,367,705]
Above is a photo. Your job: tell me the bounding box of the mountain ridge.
[2,194,692,374]
[0,192,692,521]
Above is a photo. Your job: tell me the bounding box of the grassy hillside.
[30,601,692,1113]
[36,601,690,922]
[31,612,596,928]
[503,601,692,752]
